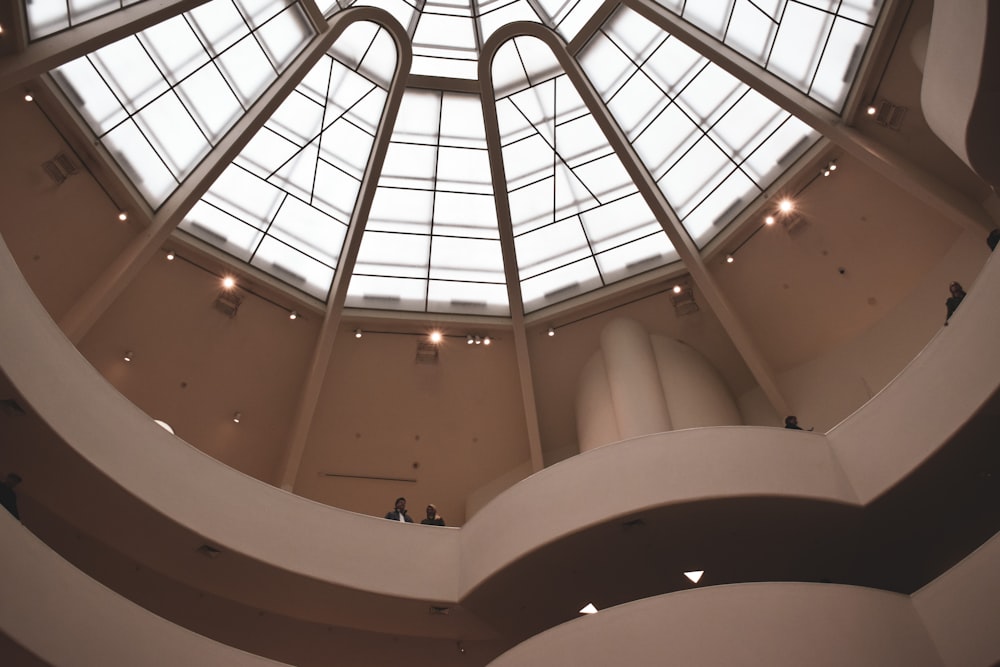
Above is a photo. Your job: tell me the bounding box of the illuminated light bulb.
[24,92,33,102]
[725,254,735,264]
[232,412,242,424]
[429,331,443,344]
[765,215,776,225]
[222,276,236,289]
[123,351,133,362]
[482,336,491,346]
[547,327,555,337]
[467,335,475,345]
[289,311,298,320]
[779,199,793,213]
[829,162,837,172]
[165,250,175,261]
[866,105,877,116]
[673,285,682,294]
[118,211,128,221]
[354,329,363,338]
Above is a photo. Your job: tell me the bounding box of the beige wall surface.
[486,583,944,667]
[0,511,291,667]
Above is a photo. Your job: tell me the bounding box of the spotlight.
[429,331,443,344]
[24,91,33,102]
[467,335,475,345]
[475,336,482,345]
[165,250,175,261]
[222,276,236,289]
[866,105,877,116]
[765,215,775,225]
[672,285,682,294]
[232,412,242,424]
[778,199,793,213]
[123,351,133,362]
[118,211,128,221]
[289,311,298,320]
[821,161,837,177]
[354,328,363,338]
[725,254,735,264]
[482,336,491,346]
[547,327,555,337]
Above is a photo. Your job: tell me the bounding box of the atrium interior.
[1,0,1000,664]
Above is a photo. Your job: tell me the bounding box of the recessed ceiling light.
[684,570,704,584]
[579,603,598,614]
[672,284,682,294]
[123,350,133,362]
[165,250,175,261]
[467,335,475,345]
[482,336,491,346]
[222,276,236,289]
[289,311,298,320]
[866,105,877,115]
[23,92,33,102]
[725,254,735,264]
[118,211,128,221]
[232,412,241,424]
[429,331,443,344]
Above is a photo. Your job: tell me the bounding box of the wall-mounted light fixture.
[232,412,242,424]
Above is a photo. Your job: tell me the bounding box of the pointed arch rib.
[480,21,790,418]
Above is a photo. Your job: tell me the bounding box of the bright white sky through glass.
[493,36,677,313]
[179,21,396,300]
[346,89,509,315]
[579,6,818,247]
[43,0,879,313]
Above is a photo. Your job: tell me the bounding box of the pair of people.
[384,497,445,526]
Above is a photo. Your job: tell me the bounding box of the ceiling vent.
[781,212,809,238]
[213,290,242,318]
[873,99,906,130]
[415,341,439,364]
[670,283,699,316]
[41,152,79,185]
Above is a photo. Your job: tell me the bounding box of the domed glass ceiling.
[34,0,882,315]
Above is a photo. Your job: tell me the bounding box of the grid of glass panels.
[493,36,677,313]
[179,21,396,300]
[26,0,146,40]
[50,0,314,208]
[579,6,818,247]
[652,0,881,111]
[345,89,509,315]
[319,0,546,79]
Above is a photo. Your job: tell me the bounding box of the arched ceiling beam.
[481,21,791,418]
[57,7,410,344]
[277,14,414,491]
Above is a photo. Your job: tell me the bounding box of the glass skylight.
[41,0,877,315]
[579,6,818,246]
[26,0,146,40]
[346,89,509,315]
[493,36,677,313]
[179,21,396,300]
[652,0,882,111]
[51,0,314,208]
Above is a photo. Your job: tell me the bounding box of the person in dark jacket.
[384,496,413,522]
[421,504,445,526]
[945,282,966,323]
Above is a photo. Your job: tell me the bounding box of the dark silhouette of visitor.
[384,496,413,522]
[421,504,445,526]
[784,416,813,431]
[987,229,999,251]
[1,473,22,520]
[945,282,966,324]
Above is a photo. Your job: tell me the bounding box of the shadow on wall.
[576,318,741,452]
